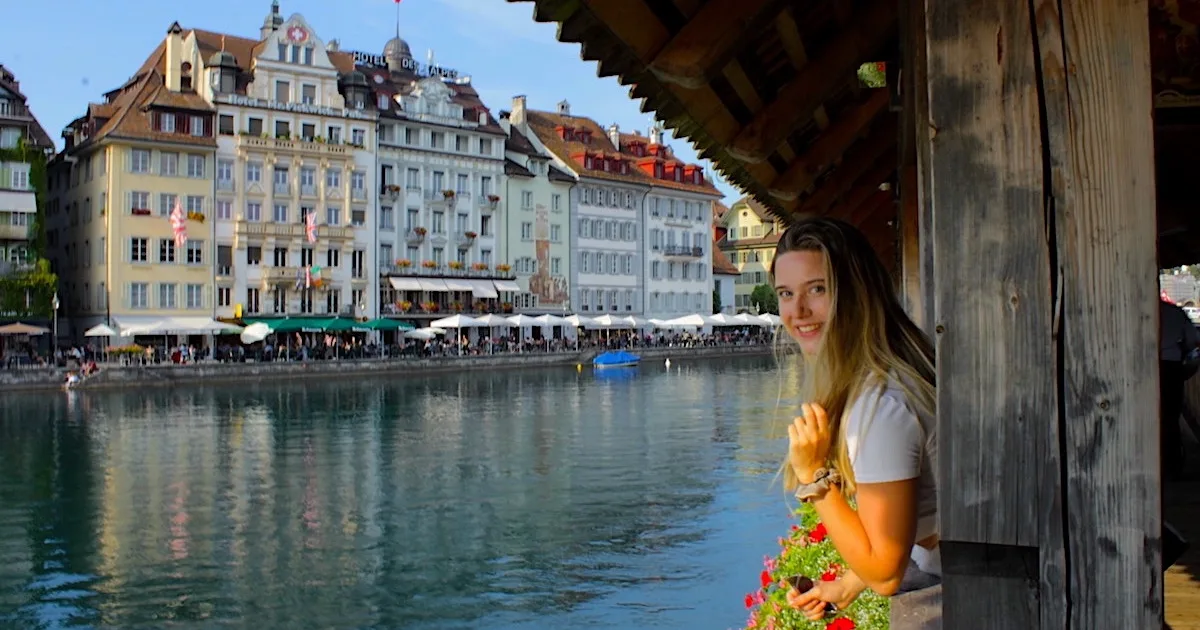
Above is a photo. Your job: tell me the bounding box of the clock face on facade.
[373,74,385,84]
[286,25,308,43]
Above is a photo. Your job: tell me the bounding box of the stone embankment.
[0,345,774,392]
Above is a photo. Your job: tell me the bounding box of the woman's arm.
[803,475,918,595]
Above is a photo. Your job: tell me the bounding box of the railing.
[662,245,705,258]
[273,182,290,196]
[405,230,426,244]
[235,221,354,239]
[379,265,516,280]
[261,265,333,285]
[237,134,350,157]
[455,234,476,248]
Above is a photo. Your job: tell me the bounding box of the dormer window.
[654,163,664,178]
[584,155,594,169]
[674,167,682,182]
[161,113,176,132]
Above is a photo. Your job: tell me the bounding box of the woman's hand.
[786,577,864,621]
[788,403,832,484]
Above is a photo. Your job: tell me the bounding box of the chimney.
[649,122,663,145]
[511,95,527,129]
[326,39,340,52]
[165,21,184,92]
[607,123,620,149]
[557,99,570,115]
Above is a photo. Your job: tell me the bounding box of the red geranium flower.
[760,570,773,588]
[744,593,755,609]
[820,569,838,582]
[826,617,856,630]
[810,523,828,543]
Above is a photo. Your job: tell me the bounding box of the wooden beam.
[845,184,894,227]
[647,0,792,89]
[1036,0,1159,626]
[725,0,897,163]
[768,89,891,201]
[795,118,897,216]
[830,159,896,221]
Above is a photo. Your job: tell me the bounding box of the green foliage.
[857,62,887,89]
[0,259,57,318]
[750,284,779,315]
[742,503,890,629]
[0,138,50,259]
[713,289,722,314]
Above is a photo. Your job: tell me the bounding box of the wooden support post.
[922,0,1159,627]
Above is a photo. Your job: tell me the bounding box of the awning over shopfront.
[113,316,243,336]
[467,280,498,299]
[389,277,422,291]
[443,279,474,292]
[418,278,449,292]
[493,280,522,293]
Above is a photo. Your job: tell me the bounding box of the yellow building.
[47,39,218,340]
[715,196,784,312]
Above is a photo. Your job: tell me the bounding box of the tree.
[750,284,778,315]
[0,259,57,318]
[712,289,722,314]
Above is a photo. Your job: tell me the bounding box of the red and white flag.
[305,209,318,244]
[169,198,188,248]
[304,266,312,289]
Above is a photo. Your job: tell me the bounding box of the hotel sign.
[349,50,460,80]
[218,95,373,120]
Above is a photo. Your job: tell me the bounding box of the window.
[246,288,260,314]
[273,204,288,223]
[326,168,341,191]
[552,194,561,212]
[521,222,533,240]
[327,126,342,143]
[380,244,393,265]
[217,159,233,187]
[0,128,19,148]
[160,152,178,176]
[300,167,315,194]
[430,132,444,149]
[219,115,234,135]
[246,202,262,222]
[274,120,290,138]
[187,195,204,214]
[161,113,176,132]
[326,289,341,315]
[550,225,560,242]
[351,129,366,146]
[301,123,315,141]
[129,238,149,263]
[380,206,394,230]
[479,138,493,155]
[131,149,150,173]
[351,171,365,193]
[9,164,29,190]
[248,117,263,135]
[326,206,340,225]
[130,191,150,214]
[304,47,314,65]
[187,241,203,264]
[159,283,177,309]
[480,175,492,196]
[186,284,203,308]
[217,287,231,307]
[275,81,290,103]
[246,161,262,183]
[158,238,175,263]
[190,116,205,136]
[522,191,533,208]
[301,247,314,267]
[159,193,177,217]
[273,247,288,267]
[456,173,468,193]
[432,211,444,234]
[301,84,316,104]
[131,283,149,309]
[326,248,340,267]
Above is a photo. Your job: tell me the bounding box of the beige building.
[0,64,54,272]
[46,41,218,339]
[715,196,784,312]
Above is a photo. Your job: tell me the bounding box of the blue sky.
[1,0,741,204]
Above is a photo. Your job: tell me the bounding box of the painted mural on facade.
[529,203,569,308]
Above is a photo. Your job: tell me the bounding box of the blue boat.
[592,350,641,368]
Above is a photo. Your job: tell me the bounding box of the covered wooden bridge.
[511,0,1200,627]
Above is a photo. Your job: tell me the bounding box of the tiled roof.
[191,29,357,77]
[505,158,533,177]
[711,247,740,275]
[712,199,731,222]
[727,195,773,223]
[504,125,539,156]
[365,65,506,136]
[0,65,54,150]
[548,165,575,183]
[524,109,720,197]
[716,231,782,250]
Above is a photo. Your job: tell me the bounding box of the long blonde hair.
[772,217,935,496]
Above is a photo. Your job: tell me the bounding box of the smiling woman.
[767,217,939,627]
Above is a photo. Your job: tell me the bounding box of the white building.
[184,1,379,320]
[634,124,721,318]
[524,102,648,316]
[344,34,518,320]
[500,96,575,314]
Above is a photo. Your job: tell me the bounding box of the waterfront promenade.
[0,341,774,392]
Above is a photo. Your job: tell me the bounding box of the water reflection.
[0,355,806,629]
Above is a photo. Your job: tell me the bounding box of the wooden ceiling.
[511,0,1200,268]
[510,0,901,262]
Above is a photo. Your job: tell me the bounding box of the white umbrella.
[404,329,439,340]
[748,313,780,326]
[564,314,594,328]
[84,323,117,337]
[663,314,707,328]
[706,313,739,326]
[590,314,632,328]
[506,314,542,327]
[474,314,515,327]
[533,314,569,326]
[430,314,483,328]
[620,316,651,328]
[240,322,272,344]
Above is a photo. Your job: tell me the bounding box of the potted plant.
[399,300,413,313]
[395,258,412,268]
[421,301,438,313]
[448,261,465,270]
[487,194,501,203]
[452,302,464,313]
[442,189,456,199]
[421,260,439,269]
[501,302,514,313]
[472,300,487,312]
[187,211,206,223]
[464,230,478,239]
[471,262,489,271]
[413,226,427,236]
[496,263,512,273]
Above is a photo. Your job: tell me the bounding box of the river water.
[0,355,804,629]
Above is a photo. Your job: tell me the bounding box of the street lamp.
[52,293,59,349]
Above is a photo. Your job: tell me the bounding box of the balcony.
[236,134,350,157]
[663,245,705,259]
[0,224,33,240]
[455,233,477,249]
[479,196,501,214]
[273,181,291,196]
[261,265,333,286]
[380,184,403,200]
[405,229,427,244]
[235,220,355,241]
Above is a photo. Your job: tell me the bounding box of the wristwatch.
[794,467,841,503]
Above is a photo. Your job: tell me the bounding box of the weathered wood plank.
[925,0,1053,546]
[902,0,934,337]
[1041,0,1160,627]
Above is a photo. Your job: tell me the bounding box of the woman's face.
[774,250,832,355]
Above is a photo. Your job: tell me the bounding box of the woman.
[772,217,940,627]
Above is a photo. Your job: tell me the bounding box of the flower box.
[187,211,206,223]
[131,208,151,216]
[496,264,512,273]
[487,194,501,203]
[395,259,412,268]
[442,189,456,198]
[464,231,478,239]
[421,260,439,269]
[413,227,427,235]
[448,261,465,270]
[398,300,413,312]
[471,262,489,271]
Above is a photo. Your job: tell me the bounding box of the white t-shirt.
[843,378,940,577]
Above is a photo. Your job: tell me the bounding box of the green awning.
[323,318,372,332]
